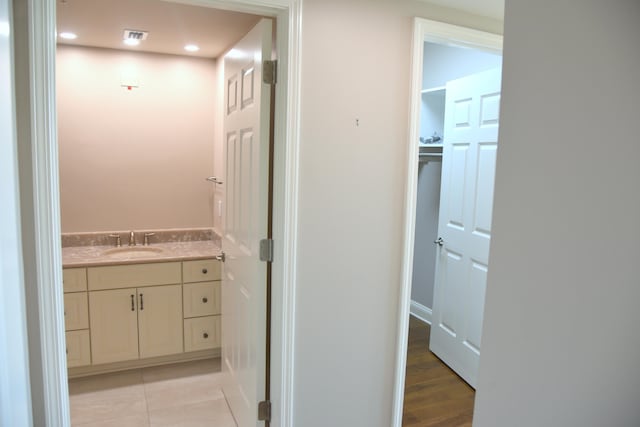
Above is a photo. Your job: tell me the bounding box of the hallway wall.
[294,1,502,425]
[475,1,640,425]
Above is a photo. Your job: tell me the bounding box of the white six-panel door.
[222,19,272,427]
[430,67,502,388]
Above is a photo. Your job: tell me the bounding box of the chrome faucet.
[128,231,136,246]
[143,232,155,246]
[109,233,121,247]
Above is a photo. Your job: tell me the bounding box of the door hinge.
[258,400,271,422]
[263,60,277,85]
[259,238,274,262]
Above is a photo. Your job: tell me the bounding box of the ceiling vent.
[123,29,149,41]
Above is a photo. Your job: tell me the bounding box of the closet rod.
[418,152,442,163]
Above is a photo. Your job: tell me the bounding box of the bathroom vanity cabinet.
[62,258,221,377]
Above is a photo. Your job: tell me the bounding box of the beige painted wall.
[57,45,216,233]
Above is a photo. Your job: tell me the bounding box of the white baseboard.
[410,300,432,325]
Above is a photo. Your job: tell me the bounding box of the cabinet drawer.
[183,281,220,318]
[183,259,220,283]
[63,268,87,293]
[184,316,220,352]
[64,292,89,331]
[88,262,181,291]
[66,330,91,368]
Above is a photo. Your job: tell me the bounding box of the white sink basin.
[103,246,164,259]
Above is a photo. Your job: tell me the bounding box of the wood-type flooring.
[402,316,475,427]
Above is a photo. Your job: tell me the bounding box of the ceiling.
[57,0,504,59]
[422,0,504,21]
[56,0,263,59]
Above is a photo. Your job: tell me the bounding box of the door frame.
[391,18,502,427]
[19,0,301,426]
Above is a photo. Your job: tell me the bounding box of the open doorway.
[393,19,503,426]
[55,1,270,425]
[20,0,299,424]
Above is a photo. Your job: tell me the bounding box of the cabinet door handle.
[202,268,208,274]
[203,332,209,339]
[202,297,208,303]
[131,294,135,311]
[139,293,144,310]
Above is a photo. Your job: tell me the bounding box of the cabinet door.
[63,268,87,293]
[66,330,91,368]
[63,292,89,331]
[89,288,139,365]
[137,284,183,359]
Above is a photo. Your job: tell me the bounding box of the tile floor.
[68,358,236,427]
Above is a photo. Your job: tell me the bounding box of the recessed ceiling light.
[59,32,77,40]
[123,38,140,46]
[184,44,200,52]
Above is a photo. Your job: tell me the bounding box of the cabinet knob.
[202,268,208,274]
[203,332,209,339]
[202,297,208,303]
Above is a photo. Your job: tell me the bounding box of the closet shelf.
[420,86,446,95]
[418,144,443,153]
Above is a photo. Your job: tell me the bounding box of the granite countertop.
[62,240,222,268]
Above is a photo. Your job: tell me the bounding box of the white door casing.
[222,18,272,427]
[430,67,502,388]
[392,19,502,427]
[17,0,301,425]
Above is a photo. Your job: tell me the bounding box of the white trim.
[270,3,302,426]
[410,301,432,325]
[390,19,424,427]
[391,18,502,427]
[420,19,503,52]
[170,0,288,15]
[28,1,301,426]
[28,0,70,424]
